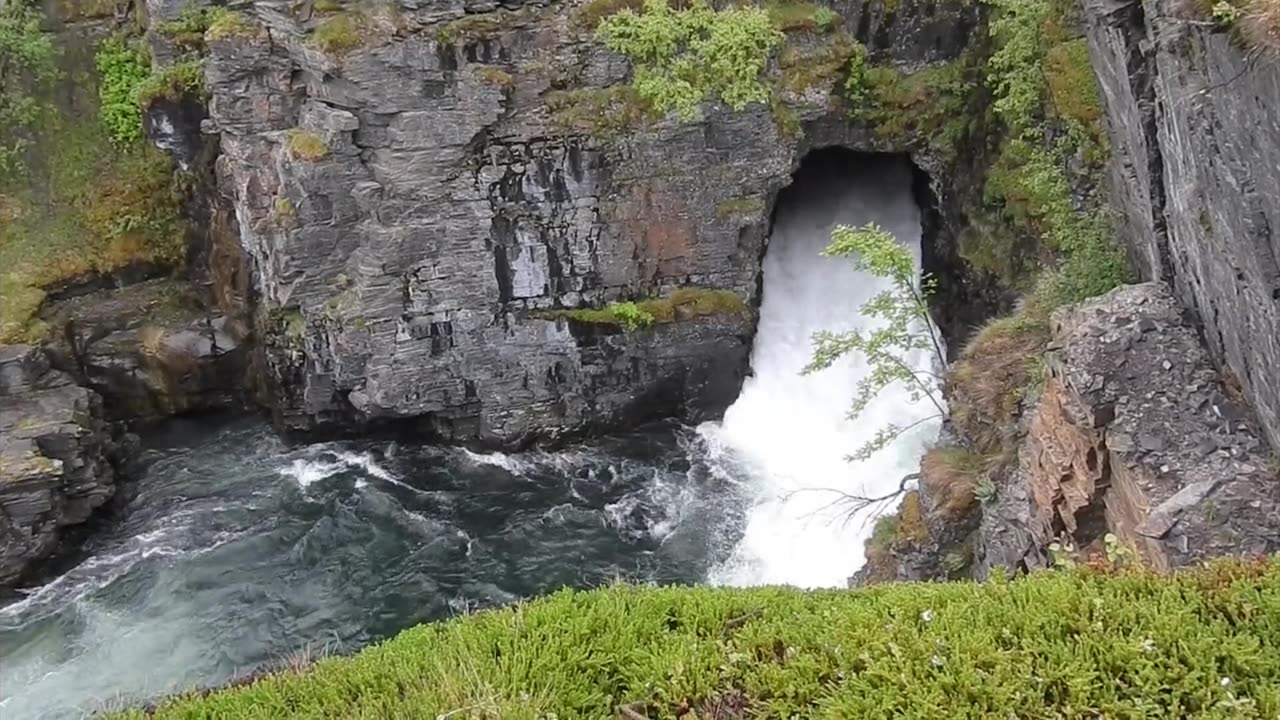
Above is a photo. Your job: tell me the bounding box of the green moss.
[715,196,766,220]
[539,287,748,329]
[768,91,802,140]
[545,86,657,137]
[155,5,229,50]
[285,129,330,161]
[0,123,184,343]
[849,57,973,158]
[766,0,839,32]
[0,0,59,176]
[778,31,857,95]
[436,8,531,44]
[205,10,259,42]
[135,60,206,106]
[110,558,1280,718]
[309,13,367,54]
[474,66,514,88]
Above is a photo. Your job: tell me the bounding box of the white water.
[705,155,942,589]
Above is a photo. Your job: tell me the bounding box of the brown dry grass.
[920,447,991,519]
[1242,0,1280,51]
[946,310,1051,453]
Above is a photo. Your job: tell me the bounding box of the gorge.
[1,151,933,718]
[2,0,1279,716]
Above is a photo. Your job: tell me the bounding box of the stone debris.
[977,283,1280,575]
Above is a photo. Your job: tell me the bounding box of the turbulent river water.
[0,154,939,719]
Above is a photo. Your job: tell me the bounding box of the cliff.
[976,283,1280,574]
[1083,0,1280,451]
[156,0,994,443]
[0,346,127,589]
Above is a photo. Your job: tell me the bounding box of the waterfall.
[703,153,942,589]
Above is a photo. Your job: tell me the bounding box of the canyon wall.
[1084,0,1280,452]
[160,0,989,443]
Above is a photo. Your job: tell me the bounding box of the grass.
[309,13,366,54]
[539,288,749,329]
[766,0,838,32]
[1241,0,1280,49]
[436,8,533,44]
[946,305,1052,455]
[285,129,330,161]
[0,117,184,343]
[109,558,1280,718]
[135,60,206,105]
[205,10,260,42]
[920,447,993,519]
[545,86,657,136]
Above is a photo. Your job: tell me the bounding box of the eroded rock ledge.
[977,283,1280,574]
[0,346,128,590]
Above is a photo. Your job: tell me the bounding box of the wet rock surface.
[976,283,1280,575]
[40,280,250,423]
[0,345,127,590]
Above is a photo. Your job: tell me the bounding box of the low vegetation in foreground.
[114,559,1280,718]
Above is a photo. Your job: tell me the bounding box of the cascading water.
[0,152,939,719]
[704,152,942,588]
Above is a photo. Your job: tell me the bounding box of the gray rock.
[0,346,126,590]
[975,283,1280,575]
[186,0,987,444]
[1084,0,1280,454]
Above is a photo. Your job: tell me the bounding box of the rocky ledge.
[977,283,1280,574]
[0,345,127,590]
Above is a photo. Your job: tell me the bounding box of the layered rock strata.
[976,283,1280,574]
[0,345,125,589]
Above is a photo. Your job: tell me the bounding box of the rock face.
[39,280,250,423]
[976,283,1280,575]
[1083,0,1280,452]
[0,346,125,589]
[141,0,990,443]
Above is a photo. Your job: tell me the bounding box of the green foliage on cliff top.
[539,288,748,330]
[112,558,1280,718]
[597,0,783,120]
[0,0,59,176]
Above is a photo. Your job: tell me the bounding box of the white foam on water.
[704,156,942,589]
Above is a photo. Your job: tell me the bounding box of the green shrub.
[597,0,783,120]
[94,36,150,146]
[609,301,655,330]
[110,558,1280,718]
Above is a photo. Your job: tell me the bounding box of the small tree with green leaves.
[798,223,949,521]
[805,223,947,457]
